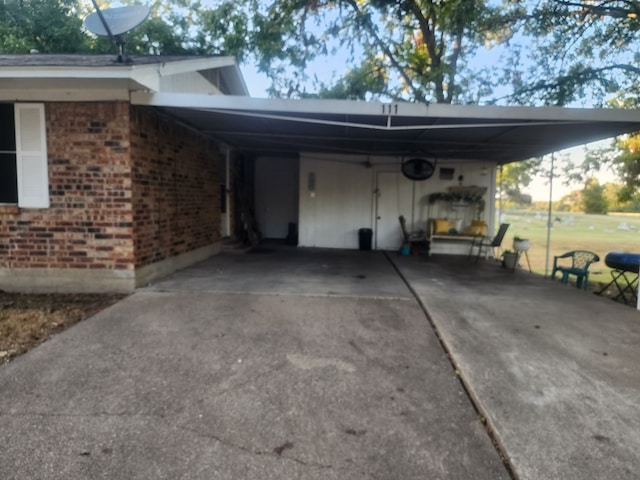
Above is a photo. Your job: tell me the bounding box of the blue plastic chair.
[551,250,600,290]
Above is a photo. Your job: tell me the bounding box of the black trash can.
[358,228,373,251]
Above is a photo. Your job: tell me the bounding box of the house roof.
[132,92,640,163]
[0,54,248,96]
[2,54,639,163]
[0,54,204,67]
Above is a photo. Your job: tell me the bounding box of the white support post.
[544,154,554,278]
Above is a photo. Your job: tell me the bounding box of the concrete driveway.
[393,253,640,480]
[1,246,639,479]
[0,247,509,480]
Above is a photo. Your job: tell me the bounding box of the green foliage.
[556,189,583,213]
[213,0,527,101]
[498,159,544,203]
[582,178,609,214]
[503,0,640,106]
[313,58,389,100]
[0,0,88,53]
[561,94,640,204]
[1,0,637,111]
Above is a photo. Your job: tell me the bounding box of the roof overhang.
[0,55,248,96]
[131,92,640,163]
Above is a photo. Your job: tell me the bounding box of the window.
[0,104,17,203]
[0,103,49,208]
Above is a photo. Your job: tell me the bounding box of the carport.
[132,93,640,252]
[132,93,640,160]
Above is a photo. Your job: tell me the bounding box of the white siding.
[159,72,222,95]
[298,154,495,250]
[299,156,374,249]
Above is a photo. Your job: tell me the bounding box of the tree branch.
[553,0,640,18]
[342,0,428,103]
[496,64,640,105]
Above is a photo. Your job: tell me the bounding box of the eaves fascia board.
[131,92,640,125]
[0,66,133,80]
[426,103,640,123]
[0,66,163,92]
[131,92,408,115]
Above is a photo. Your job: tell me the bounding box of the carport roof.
[132,92,640,163]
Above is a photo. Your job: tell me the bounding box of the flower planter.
[513,238,530,252]
[502,252,519,269]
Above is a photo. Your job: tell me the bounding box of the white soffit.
[132,92,640,163]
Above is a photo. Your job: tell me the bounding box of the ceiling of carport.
[131,93,640,164]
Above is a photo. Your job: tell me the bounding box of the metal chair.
[551,250,600,290]
[399,215,427,254]
[469,223,510,261]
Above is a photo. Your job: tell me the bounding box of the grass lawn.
[498,209,640,287]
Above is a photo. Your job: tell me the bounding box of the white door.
[375,171,414,250]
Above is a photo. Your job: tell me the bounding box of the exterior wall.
[159,72,222,95]
[298,153,495,250]
[0,102,223,293]
[299,155,374,249]
[129,106,221,284]
[0,102,136,292]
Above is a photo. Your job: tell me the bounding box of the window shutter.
[15,103,49,209]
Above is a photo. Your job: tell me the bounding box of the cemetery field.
[499,210,640,285]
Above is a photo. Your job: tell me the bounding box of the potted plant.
[502,250,519,269]
[513,236,530,252]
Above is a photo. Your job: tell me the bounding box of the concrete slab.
[146,246,413,299]
[0,249,509,479]
[391,254,640,480]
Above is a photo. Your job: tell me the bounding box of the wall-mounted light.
[480,166,489,176]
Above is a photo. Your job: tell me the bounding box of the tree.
[0,0,89,53]
[582,178,609,214]
[233,0,527,102]
[504,0,640,106]
[556,189,582,212]
[498,158,543,204]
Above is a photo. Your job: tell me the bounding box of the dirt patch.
[0,291,126,366]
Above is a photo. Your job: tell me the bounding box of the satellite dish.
[85,5,150,37]
[85,4,150,62]
[401,157,436,181]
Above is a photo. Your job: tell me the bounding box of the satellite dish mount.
[85,2,151,63]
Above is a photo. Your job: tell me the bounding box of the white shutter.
[15,103,49,208]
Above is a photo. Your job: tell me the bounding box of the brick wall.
[0,102,222,291]
[129,106,220,268]
[0,102,135,271]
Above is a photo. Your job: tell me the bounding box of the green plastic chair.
[551,250,600,290]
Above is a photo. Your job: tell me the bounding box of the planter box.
[513,238,530,251]
[502,252,519,269]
